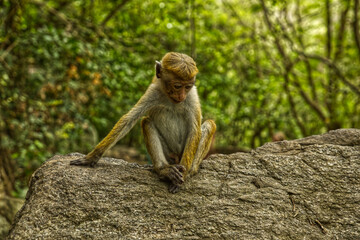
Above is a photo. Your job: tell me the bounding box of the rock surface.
[7,129,360,239]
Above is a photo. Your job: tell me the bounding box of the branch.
[292,1,318,102]
[189,0,196,59]
[283,72,307,136]
[30,0,106,39]
[0,39,18,70]
[296,51,360,96]
[290,72,327,122]
[325,0,332,58]
[353,0,360,59]
[259,0,288,61]
[221,0,250,28]
[101,0,131,27]
[3,0,23,36]
[259,0,308,135]
[0,39,17,59]
[31,0,70,26]
[324,0,336,119]
[334,0,350,61]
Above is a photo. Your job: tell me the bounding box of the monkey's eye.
[174,85,182,89]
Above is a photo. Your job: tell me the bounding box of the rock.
[7,129,360,239]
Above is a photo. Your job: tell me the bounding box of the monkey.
[70,52,216,193]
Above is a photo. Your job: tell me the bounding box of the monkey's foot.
[168,183,181,194]
[70,157,97,167]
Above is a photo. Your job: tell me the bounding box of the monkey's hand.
[70,155,100,167]
[159,164,186,185]
[160,165,186,194]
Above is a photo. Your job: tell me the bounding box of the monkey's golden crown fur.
[161,52,198,80]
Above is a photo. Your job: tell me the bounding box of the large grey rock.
[7,129,360,239]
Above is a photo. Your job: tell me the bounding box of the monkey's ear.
[155,61,162,78]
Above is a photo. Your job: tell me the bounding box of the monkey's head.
[156,52,198,104]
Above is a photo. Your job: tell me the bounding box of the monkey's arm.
[70,86,157,167]
[179,107,202,173]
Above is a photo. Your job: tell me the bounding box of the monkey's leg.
[141,117,185,192]
[188,120,216,177]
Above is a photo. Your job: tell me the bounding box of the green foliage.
[1,0,359,196]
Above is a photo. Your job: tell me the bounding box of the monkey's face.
[161,72,194,103]
[157,65,195,104]
[167,80,194,103]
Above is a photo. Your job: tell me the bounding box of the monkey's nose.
[178,94,186,102]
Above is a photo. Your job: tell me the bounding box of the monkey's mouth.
[171,98,182,104]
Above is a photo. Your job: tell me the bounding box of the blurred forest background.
[1,0,360,198]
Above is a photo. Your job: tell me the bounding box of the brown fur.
[161,52,198,80]
[70,52,216,193]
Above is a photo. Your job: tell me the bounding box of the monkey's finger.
[171,166,184,180]
[167,171,181,185]
[173,166,186,181]
[169,173,183,185]
[168,184,180,194]
[70,158,85,165]
[170,167,184,184]
[70,158,94,167]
